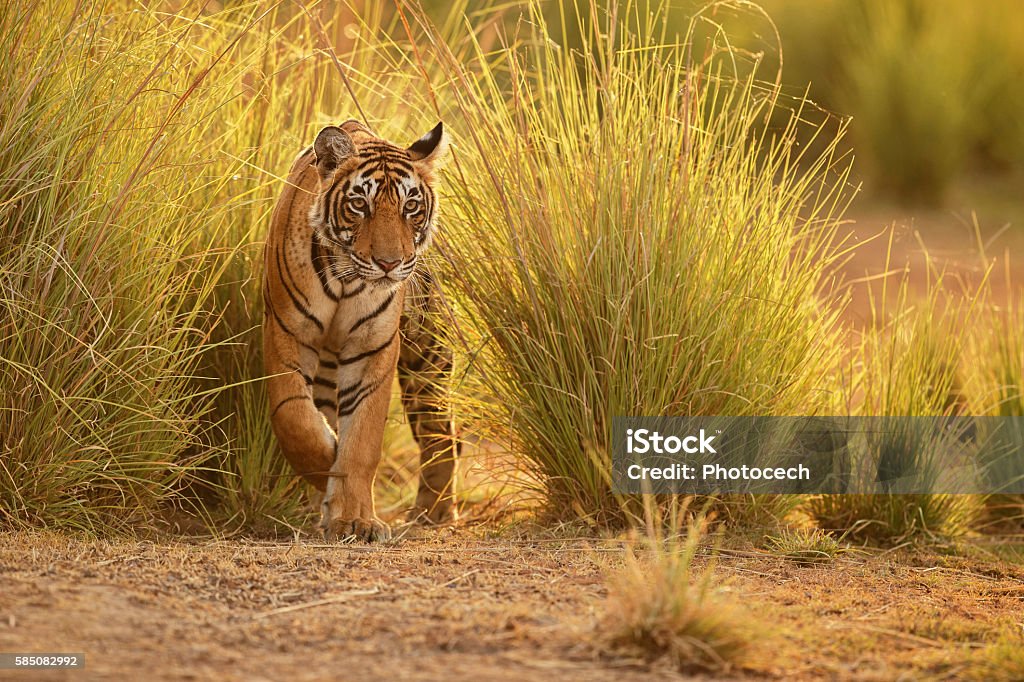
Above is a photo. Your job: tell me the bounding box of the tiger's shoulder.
[267,146,319,240]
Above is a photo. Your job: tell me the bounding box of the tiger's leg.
[322,334,400,543]
[399,273,458,524]
[312,350,341,435]
[307,351,342,513]
[264,323,335,492]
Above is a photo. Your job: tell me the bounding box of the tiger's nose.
[374,257,401,273]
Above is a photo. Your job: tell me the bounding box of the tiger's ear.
[313,126,354,180]
[407,122,448,167]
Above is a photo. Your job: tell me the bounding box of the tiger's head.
[309,120,448,285]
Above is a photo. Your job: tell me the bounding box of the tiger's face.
[310,121,447,285]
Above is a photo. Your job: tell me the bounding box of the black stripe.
[314,397,337,410]
[267,303,320,355]
[319,358,338,370]
[340,204,359,222]
[341,282,366,299]
[281,365,313,385]
[311,232,341,302]
[423,185,435,222]
[323,176,342,227]
[357,143,403,154]
[339,388,382,417]
[353,154,414,175]
[313,376,336,389]
[271,394,306,418]
[282,364,313,385]
[338,394,371,417]
[382,163,413,177]
[334,179,353,225]
[277,247,324,332]
[336,379,361,399]
[337,331,397,366]
[337,384,371,413]
[337,376,388,417]
[278,239,310,307]
[377,157,415,173]
[350,292,395,333]
[379,178,400,201]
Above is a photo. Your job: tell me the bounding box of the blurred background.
[333,0,1024,207]
[743,0,1024,321]
[418,0,1024,320]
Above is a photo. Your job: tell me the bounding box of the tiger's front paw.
[324,516,392,543]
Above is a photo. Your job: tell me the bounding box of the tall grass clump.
[809,262,984,543]
[840,0,972,203]
[0,1,403,534]
[752,0,1024,202]
[0,1,250,532]
[0,0,498,535]
[964,285,1024,528]
[419,0,853,524]
[964,4,1024,171]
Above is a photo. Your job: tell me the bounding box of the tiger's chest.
[324,280,404,352]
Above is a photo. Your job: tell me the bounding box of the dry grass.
[964,630,1024,681]
[601,514,754,674]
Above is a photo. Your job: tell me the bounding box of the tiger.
[262,119,457,542]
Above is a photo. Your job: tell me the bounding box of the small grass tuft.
[601,505,756,674]
[964,630,1024,681]
[765,527,845,563]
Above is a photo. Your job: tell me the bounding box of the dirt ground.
[1,528,1022,681]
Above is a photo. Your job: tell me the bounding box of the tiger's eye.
[350,196,368,211]
[404,198,420,213]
